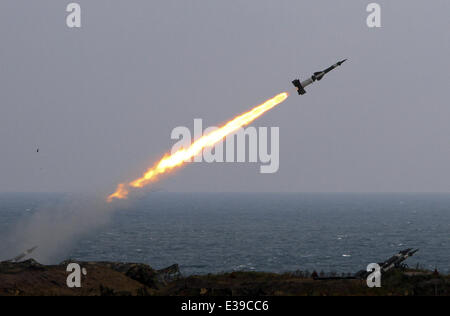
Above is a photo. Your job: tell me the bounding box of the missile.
[380,248,419,273]
[7,246,38,263]
[354,248,419,279]
[292,59,347,95]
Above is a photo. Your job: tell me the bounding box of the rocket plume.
[107,92,289,202]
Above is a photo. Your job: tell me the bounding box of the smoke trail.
[0,93,289,262]
[0,194,116,264]
[108,92,289,202]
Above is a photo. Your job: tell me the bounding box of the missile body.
[353,248,419,280]
[292,59,347,95]
[6,246,38,263]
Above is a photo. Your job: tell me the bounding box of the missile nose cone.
[338,59,347,65]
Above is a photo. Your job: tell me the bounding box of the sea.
[0,193,449,275]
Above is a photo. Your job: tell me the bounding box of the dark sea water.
[0,193,449,275]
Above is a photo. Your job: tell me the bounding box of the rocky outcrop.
[0,260,448,296]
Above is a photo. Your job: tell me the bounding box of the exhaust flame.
[107,92,289,202]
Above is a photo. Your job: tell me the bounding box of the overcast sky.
[1,1,450,194]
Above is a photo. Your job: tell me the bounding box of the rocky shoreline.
[0,259,448,296]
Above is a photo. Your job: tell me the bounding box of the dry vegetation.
[0,259,448,296]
